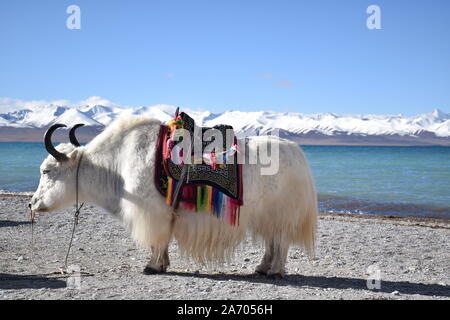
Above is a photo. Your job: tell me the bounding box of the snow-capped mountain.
[1,103,449,144]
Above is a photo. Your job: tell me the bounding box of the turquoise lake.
[0,143,449,219]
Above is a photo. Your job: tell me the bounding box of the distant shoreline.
[1,126,450,146]
[1,140,450,147]
[319,211,450,228]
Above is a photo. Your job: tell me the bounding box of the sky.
[0,0,449,115]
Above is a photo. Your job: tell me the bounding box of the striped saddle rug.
[154,110,243,226]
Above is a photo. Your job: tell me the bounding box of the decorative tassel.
[207,186,213,213]
[212,188,223,218]
[166,178,173,205]
[168,178,240,226]
[197,185,209,212]
[180,185,196,211]
[225,197,239,226]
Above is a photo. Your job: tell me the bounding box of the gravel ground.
[1,195,449,300]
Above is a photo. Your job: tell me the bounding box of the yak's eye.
[42,170,50,174]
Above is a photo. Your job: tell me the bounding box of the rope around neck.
[64,152,85,268]
[29,152,85,273]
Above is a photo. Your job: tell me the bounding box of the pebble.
[17,256,23,262]
[391,291,400,296]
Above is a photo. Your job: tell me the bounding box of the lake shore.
[1,194,449,300]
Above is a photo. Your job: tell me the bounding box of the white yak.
[30,115,317,277]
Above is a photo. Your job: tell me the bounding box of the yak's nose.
[28,203,32,209]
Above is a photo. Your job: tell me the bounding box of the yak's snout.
[29,194,46,212]
[29,195,38,211]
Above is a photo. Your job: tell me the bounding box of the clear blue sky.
[0,0,449,115]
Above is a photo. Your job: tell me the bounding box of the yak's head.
[29,124,85,213]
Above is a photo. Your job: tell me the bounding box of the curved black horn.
[69,123,85,147]
[44,124,68,161]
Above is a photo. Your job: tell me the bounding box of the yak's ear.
[67,148,80,162]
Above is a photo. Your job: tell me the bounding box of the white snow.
[53,108,103,127]
[0,103,449,138]
[0,116,10,126]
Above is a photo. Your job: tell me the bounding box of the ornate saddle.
[154,109,243,225]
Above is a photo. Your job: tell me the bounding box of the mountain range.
[1,103,449,145]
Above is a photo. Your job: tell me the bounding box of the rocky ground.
[0,195,449,300]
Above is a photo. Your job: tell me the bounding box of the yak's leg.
[143,244,170,274]
[255,240,274,275]
[267,240,289,278]
[143,214,173,274]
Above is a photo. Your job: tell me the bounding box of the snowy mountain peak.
[0,103,449,138]
[430,108,448,121]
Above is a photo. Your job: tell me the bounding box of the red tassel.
[180,184,196,211]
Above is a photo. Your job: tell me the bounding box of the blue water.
[0,143,449,219]
[0,143,48,193]
[302,146,450,219]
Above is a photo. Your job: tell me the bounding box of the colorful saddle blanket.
[154,111,243,226]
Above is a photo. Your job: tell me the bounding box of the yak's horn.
[44,124,68,161]
[69,123,85,147]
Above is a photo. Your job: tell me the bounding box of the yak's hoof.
[143,265,166,275]
[255,269,267,276]
[254,265,269,276]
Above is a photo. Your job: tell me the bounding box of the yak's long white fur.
[32,115,317,271]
